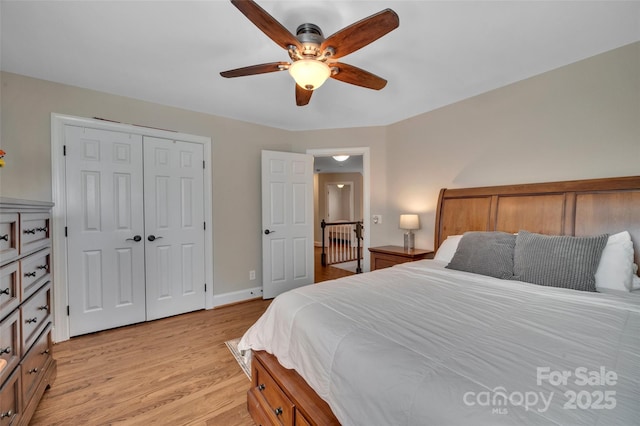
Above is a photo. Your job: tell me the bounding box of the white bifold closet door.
[143,136,205,320]
[65,126,205,336]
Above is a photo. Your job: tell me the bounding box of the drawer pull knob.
[36,227,48,233]
[26,317,38,324]
[258,384,265,391]
[274,407,283,416]
[24,271,37,278]
[0,288,9,295]
[36,264,49,270]
[0,346,10,355]
[0,234,8,241]
[23,228,36,235]
[41,349,50,355]
[28,367,39,374]
[38,305,49,311]
[0,410,13,419]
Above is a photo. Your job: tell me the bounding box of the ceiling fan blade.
[231,0,301,51]
[330,62,387,90]
[220,62,289,78]
[295,84,313,106]
[321,9,399,59]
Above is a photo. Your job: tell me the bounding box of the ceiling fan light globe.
[289,59,330,91]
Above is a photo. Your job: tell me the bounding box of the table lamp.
[400,214,420,250]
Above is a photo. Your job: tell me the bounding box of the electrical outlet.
[373,215,382,224]
[249,270,256,280]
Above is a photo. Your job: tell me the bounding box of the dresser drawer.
[253,357,295,426]
[0,364,21,426]
[248,387,276,426]
[21,324,52,405]
[20,282,51,356]
[19,249,50,302]
[19,213,50,256]
[0,263,20,320]
[295,411,312,426]
[0,214,19,266]
[0,310,20,386]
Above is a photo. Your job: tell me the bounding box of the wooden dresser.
[369,245,434,271]
[0,198,56,426]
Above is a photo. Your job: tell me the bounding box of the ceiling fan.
[220,0,399,106]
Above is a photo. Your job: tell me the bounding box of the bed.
[239,175,640,426]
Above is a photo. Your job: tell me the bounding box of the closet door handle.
[147,235,163,242]
[126,235,142,242]
[264,229,275,235]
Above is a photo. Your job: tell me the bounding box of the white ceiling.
[1,1,639,131]
[314,155,362,173]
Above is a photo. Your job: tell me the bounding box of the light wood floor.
[31,299,272,426]
[314,246,356,282]
[32,249,353,425]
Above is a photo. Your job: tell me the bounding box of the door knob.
[264,229,275,235]
[147,235,163,242]
[126,235,142,242]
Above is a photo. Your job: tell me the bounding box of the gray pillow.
[511,230,608,292]
[446,231,516,279]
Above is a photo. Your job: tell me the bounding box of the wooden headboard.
[435,176,640,273]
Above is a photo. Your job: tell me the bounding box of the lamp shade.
[289,59,331,90]
[399,214,420,230]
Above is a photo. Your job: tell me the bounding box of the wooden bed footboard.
[248,350,340,426]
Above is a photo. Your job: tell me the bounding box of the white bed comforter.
[239,261,640,426]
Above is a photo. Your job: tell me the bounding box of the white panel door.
[144,137,205,320]
[65,126,146,336]
[261,150,314,299]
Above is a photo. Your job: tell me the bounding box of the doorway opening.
[307,149,370,282]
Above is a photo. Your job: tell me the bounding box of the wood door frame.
[307,147,370,272]
[50,113,214,343]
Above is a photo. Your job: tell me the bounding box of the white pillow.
[632,264,640,291]
[434,234,463,263]
[594,231,635,291]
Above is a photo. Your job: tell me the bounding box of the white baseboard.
[213,286,263,307]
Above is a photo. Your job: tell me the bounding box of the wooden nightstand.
[368,245,434,271]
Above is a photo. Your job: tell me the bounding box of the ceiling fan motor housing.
[295,23,326,57]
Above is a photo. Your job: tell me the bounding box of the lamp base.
[404,232,415,250]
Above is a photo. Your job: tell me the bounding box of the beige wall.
[385,42,640,251]
[0,72,292,295]
[1,41,638,297]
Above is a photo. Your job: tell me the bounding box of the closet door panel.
[65,126,146,336]
[144,137,205,320]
